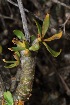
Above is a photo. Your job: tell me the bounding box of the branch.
[61,14,70,34]
[6,0,31,13]
[6,0,43,22]
[52,0,70,10]
[17,0,30,41]
[58,73,70,96]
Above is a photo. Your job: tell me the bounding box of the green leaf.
[44,31,62,42]
[4,91,14,105]
[13,30,25,40]
[34,19,42,36]
[43,42,61,57]
[11,46,26,51]
[42,14,49,38]
[29,41,40,51]
[3,59,15,64]
[4,62,17,68]
[0,45,2,54]
[3,51,20,68]
[30,35,36,43]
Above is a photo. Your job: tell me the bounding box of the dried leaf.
[13,52,19,61]
[43,42,61,57]
[44,31,62,41]
[42,14,49,38]
[18,100,24,105]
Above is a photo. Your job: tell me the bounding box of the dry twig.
[52,0,70,10]
[61,14,70,34]
[58,73,70,96]
[0,14,14,20]
[6,0,43,21]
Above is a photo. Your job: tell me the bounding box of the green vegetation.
[3,14,62,104]
[3,14,62,68]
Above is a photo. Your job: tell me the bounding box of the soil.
[0,0,70,105]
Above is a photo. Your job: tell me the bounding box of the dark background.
[0,0,70,105]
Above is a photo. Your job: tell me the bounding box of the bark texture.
[14,52,35,101]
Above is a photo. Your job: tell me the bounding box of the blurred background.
[0,0,70,105]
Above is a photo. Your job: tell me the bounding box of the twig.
[7,0,31,41]
[43,48,70,96]
[6,0,19,7]
[7,0,31,15]
[5,0,13,18]
[17,0,30,41]
[58,73,70,96]
[6,0,43,22]
[63,16,70,26]
[52,0,70,10]
[61,14,70,34]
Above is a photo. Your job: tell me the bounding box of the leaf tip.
[54,49,62,57]
[8,48,13,51]
[3,59,6,62]
[46,13,49,18]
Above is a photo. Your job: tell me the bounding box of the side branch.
[52,0,70,10]
[6,0,43,21]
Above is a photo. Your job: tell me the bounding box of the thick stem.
[14,53,35,101]
[17,0,30,42]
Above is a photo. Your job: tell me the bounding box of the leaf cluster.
[3,14,62,68]
[33,14,62,57]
